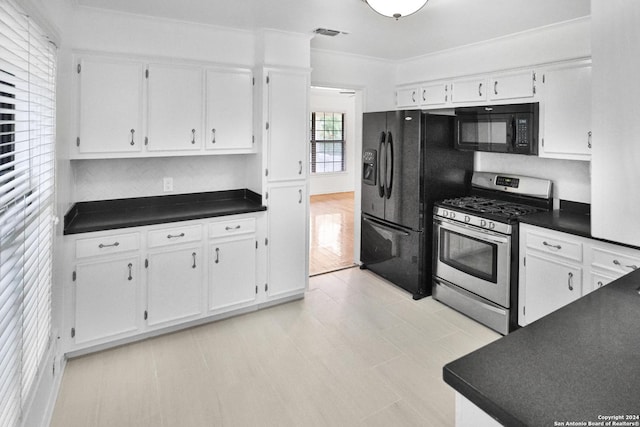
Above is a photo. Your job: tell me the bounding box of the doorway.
[308,86,361,276]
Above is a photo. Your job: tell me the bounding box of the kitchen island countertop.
[443,268,640,426]
[63,189,266,235]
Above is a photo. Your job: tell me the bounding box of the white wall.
[395,18,592,206]
[309,88,357,195]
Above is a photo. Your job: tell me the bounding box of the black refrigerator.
[360,110,473,299]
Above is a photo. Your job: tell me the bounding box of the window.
[310,112,345,173]
[0,1,57,426]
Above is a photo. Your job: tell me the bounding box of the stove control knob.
[480,219,487,228]
[464,215,471,223]
[450,212,456,220]
[442,210,449,217]
[489,222,495,230]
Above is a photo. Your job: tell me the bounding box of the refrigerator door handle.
[385,131,394,199]
[362,216,410,236]
[378,132,386,198]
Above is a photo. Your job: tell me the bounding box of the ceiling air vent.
[313,28,343,37]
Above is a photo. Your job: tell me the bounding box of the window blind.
[0,0,56,425]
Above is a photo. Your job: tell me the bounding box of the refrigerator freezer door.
[361,214,425,298]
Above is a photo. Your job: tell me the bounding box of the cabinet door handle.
[542,241,562,250]
[298,160,303,175]
[98,242,120,249]
[127,263,133,281]
[192,252,197,269]
[493,81,498,95]
[587,131,592,149]
[214,247,219,264]
[191,129,196,144]
[567,272,574,291]
[412,91,416,103]
[211,128,216,144]
[613,259,638,270]
[478,83,483,97]
[167,233,185,239]
[130,129,135,146]
[422,89,426,102]
[597,281,604,288]
[298,189,302,204]
[225,225,241,231]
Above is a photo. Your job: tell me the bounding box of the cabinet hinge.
[265,283,268,292]
[145,69,149,79]
[266,76,270,84]
[266,122,270,130]
[76,137,80,147]
[145,259,149,268]
[252,135,255,144]
[252,77,255,86]
[255,285,258,294]
[255,240,258,249]
[72,271,76,281]
[144,137,148,146]
[542,74,546,84]
[523,257,526,267]
[265,191,269,200]
[541,138,545,148]
[265,237,269,246]
[71,328,75,338]
[533,85,536,95]
[523,306,526,316]
[265,168,269,177]
[77,64,81,74]
[532,71,536,82]
[144,310,148,320]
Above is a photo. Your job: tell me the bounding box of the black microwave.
[454,103,539,155]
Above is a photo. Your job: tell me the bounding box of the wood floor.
[309,191,356,276]
[50,268,500,427]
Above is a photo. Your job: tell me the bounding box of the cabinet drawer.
[209,218,255,238]
[526,231,582,262]
[147,224,202,248]
[75,232,140,259]
[591,246,640,276]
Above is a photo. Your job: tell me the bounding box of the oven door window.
[439,228,498,283]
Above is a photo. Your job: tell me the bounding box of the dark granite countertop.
[64,189,266,235]
[519,209,591,239]
[443,269,640,426]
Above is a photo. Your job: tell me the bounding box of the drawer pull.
[214,247,220,264]
[127,263,133,281]
[225,225,241,231]
[167,233,185,239]
[568,272,574,291]
[98,242,120,249]
[613,259,638,270]
[542,241,562,250]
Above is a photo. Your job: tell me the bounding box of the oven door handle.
[435,217,509,245]
[363,216,410,236]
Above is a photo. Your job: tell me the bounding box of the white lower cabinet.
[209,236,257,311]
[146,246,203,326]
[519,223,640,326]
[266,183,308,299]
[67,213,272,353]
[74,256,141,344]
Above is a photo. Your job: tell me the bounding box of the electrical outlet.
[163,177,173,192]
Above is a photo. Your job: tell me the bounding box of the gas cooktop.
[439,195,545,222]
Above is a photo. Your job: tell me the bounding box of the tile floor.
[50,268,501,427]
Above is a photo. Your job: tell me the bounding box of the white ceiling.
[74,0,591,61]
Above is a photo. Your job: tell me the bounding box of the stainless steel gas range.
[432,172,553,334]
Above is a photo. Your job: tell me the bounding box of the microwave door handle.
[378,132,386,198]
[386,132,394,199]
[510,116,517,151]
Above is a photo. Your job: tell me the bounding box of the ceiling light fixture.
[364,0,429,19]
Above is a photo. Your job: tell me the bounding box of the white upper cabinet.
[77,57,144,155]
[421,82,451,106]
[265,69,309,182]
[539,62,592,160]
[205,68,254,152]
[396,87,419,108]
[146,63,203,152]
[451,77,488,104]
[489,70,537,101]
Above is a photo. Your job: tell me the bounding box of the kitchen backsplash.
[72,155,249,201]
[475,152,591,208]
